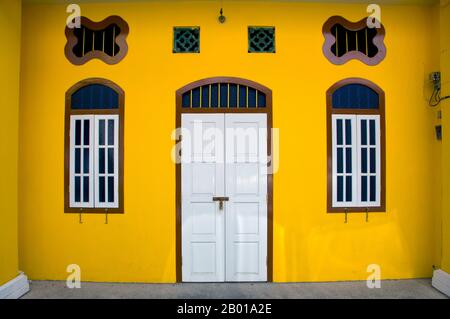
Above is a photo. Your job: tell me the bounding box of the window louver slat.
[181,83,266,109]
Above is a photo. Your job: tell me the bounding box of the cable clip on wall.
[429,72,450,107]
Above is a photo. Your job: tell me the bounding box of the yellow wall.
[19,1,441,282]
[0,0,21,286]
[440,0,450,273]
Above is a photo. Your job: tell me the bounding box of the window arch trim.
[327,78,386,213]
[176,76,272,112]
[65,78,125,214]
[322,16,386,66]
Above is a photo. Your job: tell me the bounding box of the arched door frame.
[175,77,273,282]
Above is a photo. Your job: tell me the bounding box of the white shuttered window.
[70,114,119,208]
[332,114,381,208]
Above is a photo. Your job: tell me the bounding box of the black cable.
[429,87,450,107]
[429,88,440,107]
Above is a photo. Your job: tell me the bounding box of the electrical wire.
[429,87,450,107]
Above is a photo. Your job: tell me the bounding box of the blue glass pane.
[75,120,81,146]
[108,177,114,202]
[370,120,376,145]
[71,84,119,109]
[345,119,352,145]
[257,92,266,107]
[370,148,376,173]
[99,148,105,174]
[370,176,376,201]
[83,176,89,202]
[239,85,247,108]
[361,176,368,202]
[201,85,209,108]
[345,147,352,173]
[182,92,190,108]
[75,148,81,174]
[83,120,90,145]
[72,89,82,109]
[220,84,228,108]
[336,119,343,145]
[83,148,89,174]
[108,120,114,145]
[361,120,367,145]
[75,176,81,202]
[337,176,343,202]
[345,176,352,201]
[191,88,200,108]
[99,176,105,203]
[248,88,257,108]
[361,148,367,173]
[229,84,237,108]
[210,84,218,108]
[92,84,101,107]
[337,148,343,173]
[332,84,379,109]
[99,120,105,146]
[108,148,114,174]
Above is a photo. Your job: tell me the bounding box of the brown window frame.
[65,16,129,65]
[326,78,386,213]
[322,16,386,66]
[64,78,125,214]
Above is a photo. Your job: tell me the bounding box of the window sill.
[65,207,124,214]
[327,206,385,213]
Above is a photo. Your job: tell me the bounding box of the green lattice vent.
[248,27,275,53]
[173,27,200,53]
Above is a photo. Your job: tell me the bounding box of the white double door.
[181,113,268,282]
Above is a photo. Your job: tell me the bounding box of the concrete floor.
[21,278,447,299]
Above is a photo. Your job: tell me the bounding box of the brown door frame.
[175,76,273,282]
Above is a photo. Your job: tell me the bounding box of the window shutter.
[70,115,95,208]
[332,114,357,207]
[357,115,381,207]
[94,115,119,208]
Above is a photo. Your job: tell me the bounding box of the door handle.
[212,197,229,210]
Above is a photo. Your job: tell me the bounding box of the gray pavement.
[21,278,448,299]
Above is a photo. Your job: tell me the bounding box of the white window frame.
[69,114,119,209]
[69,115,94,208]
[332,115,357,207]
[332,114,381,208]
[357,115,381,207]
[94,115,119,208]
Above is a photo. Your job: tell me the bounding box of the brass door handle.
[212,197,229,201]
[213,197,229,210]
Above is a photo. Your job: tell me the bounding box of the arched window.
[65,78,124,213]
[180,79,268,109]
[327,78,385,212]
